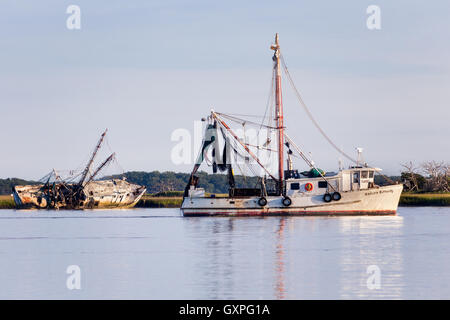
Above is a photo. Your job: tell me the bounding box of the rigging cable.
[259,64,276,132]
[216,112,276,130]
[280,54,358,164]
[214,113,276,180]
[284,133,337,192]
[105,135,126,176]
[280,54,395,184]
[259,64,276,166]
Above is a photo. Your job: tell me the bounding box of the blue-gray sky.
[0,0,449,179]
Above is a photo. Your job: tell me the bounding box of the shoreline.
[1,193,450,209]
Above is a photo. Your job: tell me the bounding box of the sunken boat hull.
[13,179,146,210]
[12,129,147,210]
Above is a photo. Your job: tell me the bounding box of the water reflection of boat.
[182,34,402,217]
[275,218,286,299]
[337,216,404,299]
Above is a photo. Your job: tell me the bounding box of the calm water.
[0,207,449,299]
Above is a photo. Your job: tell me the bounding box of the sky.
[0,0,449,179]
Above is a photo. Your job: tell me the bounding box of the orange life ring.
[305,182,313,192]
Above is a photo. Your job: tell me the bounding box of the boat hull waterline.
[182,184,402,217]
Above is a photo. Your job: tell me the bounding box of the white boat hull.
[13,180,146,210]
[181,184,403,216]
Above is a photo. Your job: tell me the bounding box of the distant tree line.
[0,172,261,195]
[374,175,401,186]
[105,171,261,194]
[104,171,402,194]
[0,178,39,195]
[3,164,446,196]
[401,161,450,193]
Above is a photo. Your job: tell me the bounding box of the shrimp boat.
[13,130,146,209]
[181,34,402,217]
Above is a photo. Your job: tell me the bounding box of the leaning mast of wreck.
[83,153,116,186]
[78,129,108,188]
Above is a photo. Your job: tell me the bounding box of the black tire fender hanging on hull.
[282,197,292,206]
[332,192,341,201]
[258,197,267,207]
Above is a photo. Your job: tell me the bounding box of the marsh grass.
[0,195,15,209]
[3,193,449,209]
[136,196,182,208]
[400,193,450,206]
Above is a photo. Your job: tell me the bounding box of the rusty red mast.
[271,33,284,194]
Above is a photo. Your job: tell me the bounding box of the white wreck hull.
[181,184,403,216]
[13,179,146,210]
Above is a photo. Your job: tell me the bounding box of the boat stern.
[12,185,46,209]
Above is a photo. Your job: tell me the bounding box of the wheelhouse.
[285,172,339,197]
[285,166,381,197]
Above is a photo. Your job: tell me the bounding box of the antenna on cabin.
[356,147,364,166]
[286,149,293,171]
[308,152,315,167]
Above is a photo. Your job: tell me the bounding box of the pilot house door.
[352,171,360,191]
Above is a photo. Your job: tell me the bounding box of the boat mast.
[271,33,284,194]
[84,153,116,186]
[78,129,108,188]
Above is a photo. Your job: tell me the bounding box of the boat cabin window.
[369,171,374,178]
[353,172,359,183]
[318,181,327,188]
[361,171,368,179]
[290,183,300,190]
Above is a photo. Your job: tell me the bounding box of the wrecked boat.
[13,130,146,209]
